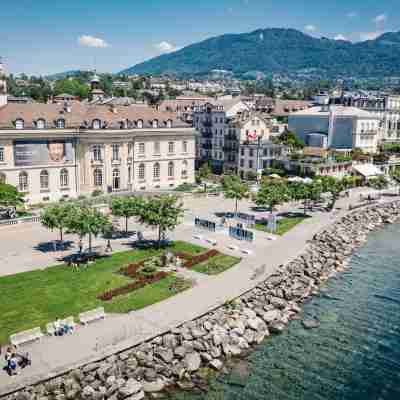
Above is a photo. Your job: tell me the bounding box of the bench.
[228,245,239,251]
[10,327,44,346]
[79,307,106,325]
[205,238,217,246]
[46,316,76,336]
[241,249,252,255]
[193,234,203,240]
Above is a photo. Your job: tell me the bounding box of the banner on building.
[195,217,216,232]
[229,226,254,242]
[13,140,74,166]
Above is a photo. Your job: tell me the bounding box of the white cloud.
[304,25,317,32]
[154,41,179,54]
[359,31,384,41]
[346,12,357,18]
[373,14,387,25]
[78,35,109,48]
[334,34,348,41]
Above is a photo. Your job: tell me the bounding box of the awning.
[352,164,384,178]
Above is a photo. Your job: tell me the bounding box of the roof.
[290,105,377,118]
[256,98,313,116]
[353,164,384,177]
[303,147,328,158]
[0,102,190,130]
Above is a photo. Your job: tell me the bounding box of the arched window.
[60,168,69,187]
[36,119,46,129]
[15,119,24,130]
[137,119,143,129]
[19,171,28,192]
[152,119,158,128]
[0,173,6,184]
[153,162,160,180]
[93,168,103,187]
[56,119,65,129]
[167,119,173,128]
[181,160,188,178]
[168,161,174,178]
[112,169,120,190]
[92,119,101,129]
[40,170,49,189]
[138,163,145,180]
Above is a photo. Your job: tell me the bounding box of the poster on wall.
[13,140,74,166]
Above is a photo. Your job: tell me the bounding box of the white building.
[288,105,381,153]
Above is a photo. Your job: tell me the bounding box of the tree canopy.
[110,196,144,234]
[0,183,25,208]
[222,175,249,213]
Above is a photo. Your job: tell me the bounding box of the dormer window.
[15,119,24,130]
[36,119,46,129]
[92,119,101,130]
[137,119,143,129]
[56,119,65,129]
[167,119,173,128]
[152,119,158,128]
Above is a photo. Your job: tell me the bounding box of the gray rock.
[118,379,142,398]
[209,359,223,370]
[269,321,286,334]
[184,352,201,372]
[262,309,281,323]
[302,318,321,329]
[82,386,95,398]
[142,380,165,393]
[156,349,174,364]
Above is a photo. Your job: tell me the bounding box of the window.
[138,163,145,180]
[182,141,188,153]
[128,143,133,155]
[112,169,120,190]
[263,148,268,157]
[111,144,120,161]
[93,145,102,161]
[152,119,158,128]
[40,170,49,190]
[60,169,69,187]
[0,146,4,162]
[36,119,46,129]
[249,160,254,169]
[19,171,28,192]
[241,148,244,156]
[168,161,174,178]
[92,119,101,129]
[56,119,65,129]
[128,166,132,183]
[167,119,173,128]
[240,159,244,167]
[154,141,160,155]
[249,149,254,157]
[182,160,188,178]
[137,119,143,129]
[138,142,145,155]
[93,168,103,186]
[0,173,5,184]
[153,162,160,180]
[168,141,175,154]
[15,119,24,130]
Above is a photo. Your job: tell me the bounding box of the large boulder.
[184,352,202,372]
[262,309,281,324]
[142,379,165,393]
[118,379,142,399]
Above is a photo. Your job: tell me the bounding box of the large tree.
[196,162,212,191]
[67,206,111,253]
[110,196,143,234]
[255,181,289,213]
[0,183,25,208]
[222,175,249,214]
[137,195,184,247]
[41,203,76,244]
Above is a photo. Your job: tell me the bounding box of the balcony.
[91,159,103,165]
[111,158,122,165]
[203,120,212,128]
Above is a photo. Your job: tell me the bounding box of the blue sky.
[1,0,399,75]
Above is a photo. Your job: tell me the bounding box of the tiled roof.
[290,105,377,118]
[0,102,189,130]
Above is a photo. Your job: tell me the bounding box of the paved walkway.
[0,188,396,395]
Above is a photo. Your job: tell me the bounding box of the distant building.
[52,93,80,104]
[255,98,313,118]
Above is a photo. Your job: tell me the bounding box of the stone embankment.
[4,202,400,400]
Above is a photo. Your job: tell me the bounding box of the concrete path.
[0,187,396,395]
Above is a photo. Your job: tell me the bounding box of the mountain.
[120,28,400,78]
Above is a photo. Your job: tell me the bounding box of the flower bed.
[119,260,146,278]
[98,271,170,301]
[183,249,220,269]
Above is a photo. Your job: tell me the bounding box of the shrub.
[183,249,220,269]
[92,189,103,197]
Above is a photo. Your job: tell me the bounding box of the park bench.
[10,327,44,346]
[79,307,106,325]
[228,245,239,251]
[241,249,252,255]
[193,234,203,240]
[46,316,76,336]
[205,237,217,246]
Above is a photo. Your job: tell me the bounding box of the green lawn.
[0,241,202,345]
[255,216,308,236]
[191,254,241,275]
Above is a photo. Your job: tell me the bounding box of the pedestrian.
[78,238,83,254]
[105,239,112,253]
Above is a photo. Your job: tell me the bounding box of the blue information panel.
[195,217,216,232]
[229,226,254,242]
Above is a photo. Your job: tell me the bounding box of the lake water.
[174,222,400,400]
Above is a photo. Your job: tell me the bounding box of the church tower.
[0,58,8,108]
[90,72,104,102]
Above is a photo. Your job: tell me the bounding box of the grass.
[191,254,241,275]
[0,241,202,345]
[255,216,308,236]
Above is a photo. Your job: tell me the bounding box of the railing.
[0,215,41,226]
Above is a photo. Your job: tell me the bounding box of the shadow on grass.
[34,240,74,253]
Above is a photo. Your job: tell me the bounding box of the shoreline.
[3,200,400,400]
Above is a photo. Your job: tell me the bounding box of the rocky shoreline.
[4,201,400,400]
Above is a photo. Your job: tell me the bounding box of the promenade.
[0,188,392,395]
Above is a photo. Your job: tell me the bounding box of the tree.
[137,195,184,247]
[41,203,76,245]
[255,182,289,213]
[222,175,249,214]
[110,196,143,235]
[272,130,304,150]
[67,206,111,253]
[288,182,309,215]
[196,162,212,191]
[0,183,25,208]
